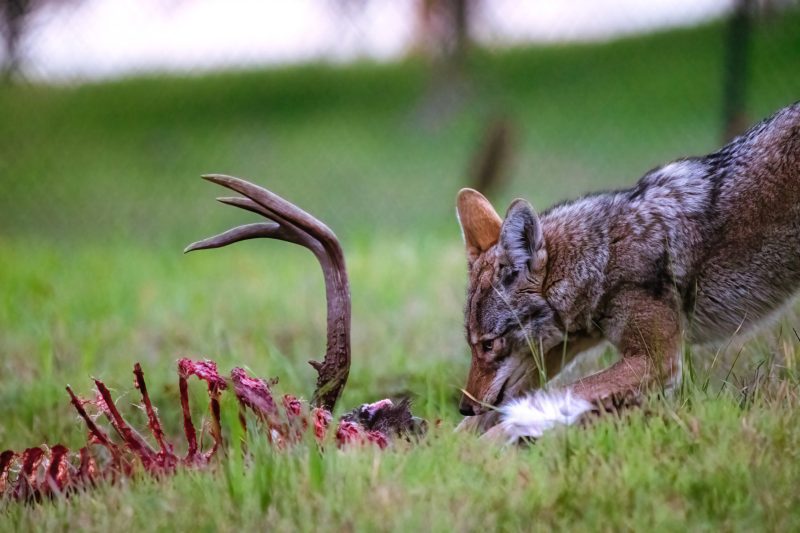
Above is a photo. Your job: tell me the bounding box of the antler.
[184,175,351,412]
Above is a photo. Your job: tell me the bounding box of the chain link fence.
[1,0,798,246]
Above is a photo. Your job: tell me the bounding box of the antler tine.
[184,222,291,252]
[216,196,271,218]
[185,174,351,412]
[200,174,339,246]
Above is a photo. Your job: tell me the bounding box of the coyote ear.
[500,199,546,272]
[456,188,502,260]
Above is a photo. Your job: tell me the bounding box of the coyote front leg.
[575,290,682,407]
[497,291,682,442]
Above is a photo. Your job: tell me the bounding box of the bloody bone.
[178,358,227,460]
[178,369,199,462]
[66,385,123,466]
[94,379,158,466]
[133,363,173,462]
[1,359,419,503]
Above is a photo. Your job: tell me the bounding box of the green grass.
[2,11,800,531]
[3,239,800,531]
[4,393,800,531]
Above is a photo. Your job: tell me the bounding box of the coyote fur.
[455,103,800,442]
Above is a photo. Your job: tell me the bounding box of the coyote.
[456,103,800,442]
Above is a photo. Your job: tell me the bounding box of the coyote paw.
[498,390,592,443]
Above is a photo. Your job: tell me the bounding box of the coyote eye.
[501,268,518,287]
[481,339,494,353]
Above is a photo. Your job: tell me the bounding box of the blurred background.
[1,0,798,245]
[1,0,799,446]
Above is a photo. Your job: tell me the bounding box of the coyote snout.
[456,103,800,441]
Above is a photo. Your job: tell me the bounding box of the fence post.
[722,0,753,141]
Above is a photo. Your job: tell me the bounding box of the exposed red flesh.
[230,367,278,419]
[78,447,97,484]
[178,358,227,391]
[0,450,14,493]
[312,408,332,441]
[14,447,45,501]
[46,445,70,494]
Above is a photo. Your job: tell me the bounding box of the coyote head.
[456,189,562,416]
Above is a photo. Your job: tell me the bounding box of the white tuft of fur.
[499,390,592,443]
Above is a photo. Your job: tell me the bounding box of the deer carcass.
[1,175,425,503]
